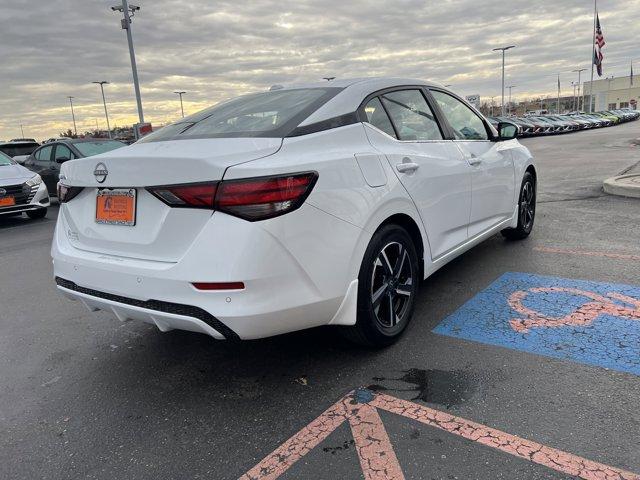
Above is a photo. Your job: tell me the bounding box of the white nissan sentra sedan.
[52,78,535,346]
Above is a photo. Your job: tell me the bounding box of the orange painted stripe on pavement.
[240,389,640,480]
[371,393,640,480]
[534,246,640,261]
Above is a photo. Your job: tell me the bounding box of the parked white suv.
[52,78,535,346]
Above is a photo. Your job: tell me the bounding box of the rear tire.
[502,171,535,240]
[27,208,47,220]
[341,224,419,347]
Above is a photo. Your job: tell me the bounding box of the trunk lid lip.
[59,137,283,187]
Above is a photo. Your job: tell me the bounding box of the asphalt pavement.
[1,122,639,480]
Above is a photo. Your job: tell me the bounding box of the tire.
[26,208,47,220]
[502,171,536,240]
[341,224,420,347]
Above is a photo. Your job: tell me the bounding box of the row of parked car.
[487,108,639,137]
[0,137,126,221]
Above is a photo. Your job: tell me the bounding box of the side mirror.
[56,156,70,163]
[497,122,518,141]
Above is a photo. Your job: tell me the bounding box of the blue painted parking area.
[434,272,640,376]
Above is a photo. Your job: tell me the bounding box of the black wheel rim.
[519,181,535,231]
[370,241,414,330]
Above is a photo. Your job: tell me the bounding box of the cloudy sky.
[1,0,638,140]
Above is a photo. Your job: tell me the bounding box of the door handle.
[396,160,420,173]
[467,154,481,166]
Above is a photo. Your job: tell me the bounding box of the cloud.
[1,0,638,139]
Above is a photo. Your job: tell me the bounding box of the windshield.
[0,143,39,157]
[0,151,14,166]
[139,87,342,142]
[73,140,125,157]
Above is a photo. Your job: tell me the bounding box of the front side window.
[430,90,489,140]
[54,144,73,162]
[380,90,442,141]
[35,145,53,163]
[139,88,341,142]
[363,97,396,138]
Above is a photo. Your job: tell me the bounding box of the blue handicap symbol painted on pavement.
[433,272,640,376]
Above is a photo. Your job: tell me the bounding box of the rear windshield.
[0,151,14,165]
[139,87,342,142]
[0,143,39,157]
[73,140,125,157]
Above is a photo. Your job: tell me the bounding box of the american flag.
[594,14,606,76]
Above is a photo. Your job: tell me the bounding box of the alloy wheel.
[370,241,414,330]
[520,181,535,230]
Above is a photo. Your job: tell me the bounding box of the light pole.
[67,96,77,136]
[111,1,144,124]
[573,68,587,111]
[93,81,112,139]
[490,96,495,116]
[493,45,516,116]
[174,91,186,118]
[20,124,25,138]
[507,85,516,115]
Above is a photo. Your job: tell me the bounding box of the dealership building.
[584,75,639,111]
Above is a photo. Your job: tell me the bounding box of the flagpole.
[588,0,597,112]
[557,74,561,114]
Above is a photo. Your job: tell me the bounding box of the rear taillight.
[215,172,318,221]
[147,182,218,209]
[57,184,84,203]
[146,172,317,221]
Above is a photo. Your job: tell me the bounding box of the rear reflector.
[192,282,245,291]
[215,172,318,221]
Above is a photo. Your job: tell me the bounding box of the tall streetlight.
[67,96,78,136]
[111,1,144,124]
[174,91,186,118]
[93,81,112,139]
[493,45,516,116]
[507,85,516,115]
[572,68,587,112]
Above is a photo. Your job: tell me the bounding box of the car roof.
[288,77,445,127]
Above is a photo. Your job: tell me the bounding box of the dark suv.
[24,138,125,194]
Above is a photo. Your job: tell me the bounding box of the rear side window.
[139,87,342,142]
[430,90,489,140]
[0,143,39,157]
[363,97,396,138]
[380,90,442,141]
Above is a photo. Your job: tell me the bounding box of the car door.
[25,144,54,181]
[429,89,515,238]
[362,89,472,260]
[51,144,74,192]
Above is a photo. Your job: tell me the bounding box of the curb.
[603,174,640,198]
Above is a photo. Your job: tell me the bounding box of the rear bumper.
[51,203,365,340]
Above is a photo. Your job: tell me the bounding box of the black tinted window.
[381,90,442,141]
[363,97,396,138]
[139,88,342,142]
